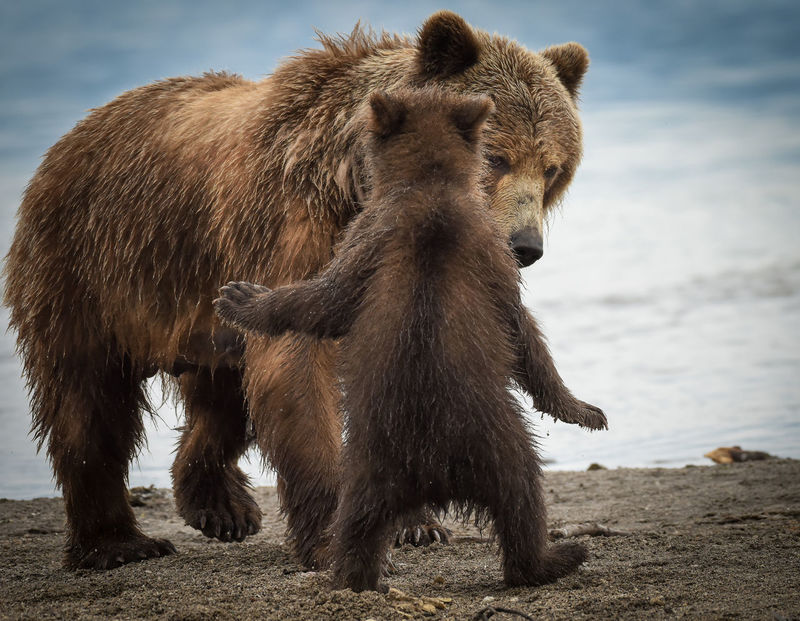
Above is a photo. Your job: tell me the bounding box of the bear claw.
[394,522,451,547]
[70,535,176,570]
[188,506,261,543]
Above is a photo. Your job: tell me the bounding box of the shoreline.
[0,457,758,503]
[2,460,799,619]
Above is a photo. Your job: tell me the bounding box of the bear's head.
[413,11,588,266]
[364,87,494,192]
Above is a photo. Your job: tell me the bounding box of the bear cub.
[215,87,607,591]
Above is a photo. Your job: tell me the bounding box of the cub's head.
[364,87,494,189]
[414,11,589,266]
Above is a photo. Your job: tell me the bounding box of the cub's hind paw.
[504,541,587,586]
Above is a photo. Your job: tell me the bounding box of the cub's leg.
[470,419,586,586]
[495,473,587,586]
[172,366,261,542]
[244,334,342,569]
[48,353,175,569]
[329,450,399,593]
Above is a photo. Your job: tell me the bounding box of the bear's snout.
[510,227,544,267]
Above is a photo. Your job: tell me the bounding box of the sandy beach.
[1,459,798,620]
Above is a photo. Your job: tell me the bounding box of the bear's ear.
[451,95,494,143]
[368,91,407,138]
[541,42,589,100]
[417,11,480,81]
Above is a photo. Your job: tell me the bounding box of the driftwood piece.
[472,606,536,620]
[454,522,630,544]
[548,522,629,539]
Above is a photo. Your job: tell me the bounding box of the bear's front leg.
[172,367,262,543]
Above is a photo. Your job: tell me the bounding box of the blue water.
[1,0,799,499]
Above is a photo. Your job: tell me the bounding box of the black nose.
[509,227,544,267]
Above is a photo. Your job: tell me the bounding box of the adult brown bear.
[3,11,590,570]
[215,86,606,591]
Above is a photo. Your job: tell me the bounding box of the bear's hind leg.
[47,353,176,569]
[172,366,261,542]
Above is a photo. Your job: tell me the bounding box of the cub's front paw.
[214,281,271,327]
[556,400,607,431]
[577,401,607,430]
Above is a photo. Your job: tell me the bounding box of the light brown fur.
[3,12,589,569]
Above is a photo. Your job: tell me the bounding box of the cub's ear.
[541,42,589,100]
[417,11,480,81]
[368,91,407,138]
[451,95,494,143]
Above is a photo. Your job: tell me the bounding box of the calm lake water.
[1,1,799,499]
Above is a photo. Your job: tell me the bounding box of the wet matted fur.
[215,87,606,591]
[4,11,590,570]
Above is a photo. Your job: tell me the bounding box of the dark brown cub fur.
[215,87,606,591]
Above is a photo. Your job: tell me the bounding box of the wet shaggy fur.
[3,11,590,570]
[215,87,607,592]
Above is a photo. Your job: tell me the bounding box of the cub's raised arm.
[215,207,387,339]
[511,305,607,431]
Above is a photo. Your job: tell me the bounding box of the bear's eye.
[487,154,511,175]
[544,165,560,180]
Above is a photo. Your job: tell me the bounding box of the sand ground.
[1,459,798,620]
